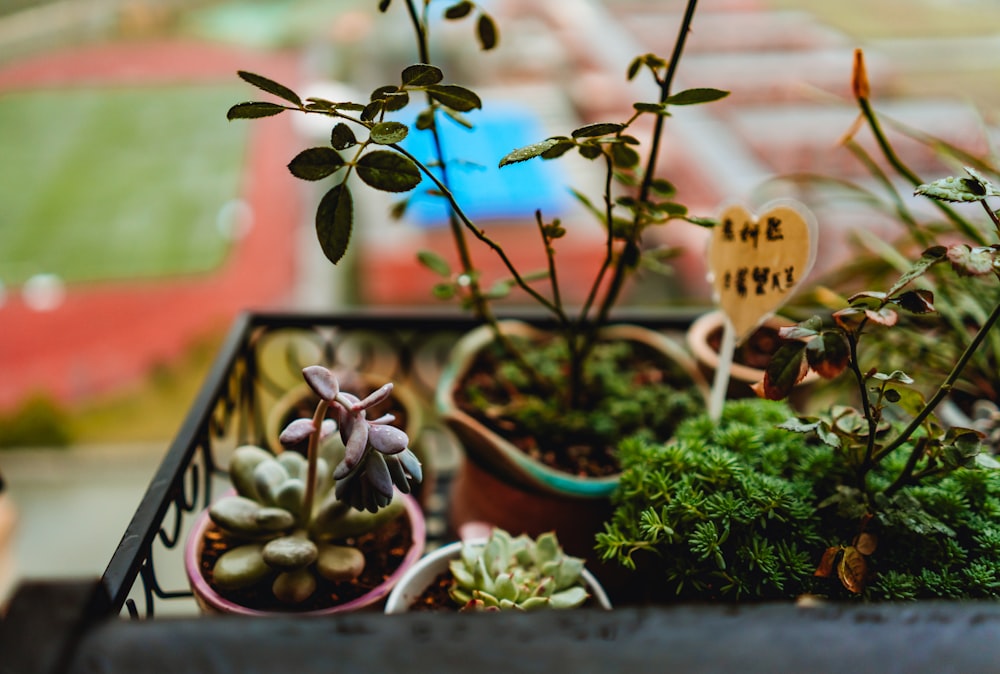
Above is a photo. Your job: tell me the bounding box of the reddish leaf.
[864,307,898,326]
[833,307,864,332]
[755,341,808,400]
[854,532,878,556]
[815,546,841,578]
[806,331,850,379]
[837,546,869,594]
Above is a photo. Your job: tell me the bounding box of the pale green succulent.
[205,366,421,605]
[448,529,590,611]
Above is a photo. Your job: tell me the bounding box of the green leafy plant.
[225,0,721,476]
[205,365,421,605]
[746,166,1000,597]
[448,528,589,611]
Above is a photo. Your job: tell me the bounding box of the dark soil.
[454,335,701,478]
[199,513,413,613]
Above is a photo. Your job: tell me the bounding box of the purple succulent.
[280,365,422,513]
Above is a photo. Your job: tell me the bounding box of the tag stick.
[709,316,735,422]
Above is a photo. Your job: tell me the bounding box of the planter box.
[2,309,1000,673]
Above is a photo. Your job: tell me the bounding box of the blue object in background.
[399,104,569,228]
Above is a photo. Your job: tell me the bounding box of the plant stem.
[858,96,986,246]
[883,436,928,498]
[872,297,1000,466]
[593,0,700,332]
[302,399,329,526]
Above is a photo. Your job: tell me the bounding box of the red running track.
[0,40,303,411]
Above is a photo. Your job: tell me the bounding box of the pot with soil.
[686,309,818,401]
[384,526,611,614]
[436,320,708,559]
[185,365,426,616]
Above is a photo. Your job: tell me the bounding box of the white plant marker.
[705,201,817,421]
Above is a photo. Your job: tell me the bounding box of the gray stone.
[229,445,273,500]
[212,544,270,590]
[272,568,317,604]
[316,544,365,582]
[262,535,318,571]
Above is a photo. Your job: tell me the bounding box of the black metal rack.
[3,309,1000,674]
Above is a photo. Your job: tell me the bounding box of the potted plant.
[598,166,1000,603]
[224,0,718,557]
[384,526,611,613]
[185,365,426,615]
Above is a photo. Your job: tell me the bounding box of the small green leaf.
[383,91,410,112]
[477,14,498,50]
[361,100,382,122]
[444,1,473,19]
[417,250,452,277]
[663,88,730,106]
[885,246,946,295]
[331,123,357,150]
[611,143,640,169]
[288,147,345,181]
[370,121,409,144]
[315,183,353,264]
[915,167,1000,202]
[499,138,562,167]
[540,140,575,160]
[356,150,422,192]
[426,84,482,112]
[571,122,625,138]
[626,57,642,81]
[227,101,286,120]
[401,64,444,86]
[237,71,301,106]
[633,102,666,114]
[578,143,603,160]
[947,244,996,277]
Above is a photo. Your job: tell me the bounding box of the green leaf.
[444,1,473,19]
[426,84,482,112]
[356,150,422,192]
[383,91,410,112]
[401,64,444,86]
[915,167,1000,202]
[571,122,625,138]
[237,71,301,106]
[885,246,947,296]
[227,101,286,120]
[287,147,345,181]
[499,138,562,167]
[578,143,603,160]
[663,88,730,106]
[315,183,353,264]
[331,123,357,150]
[611,143,640,169]
[477,14,498,50]
[633,102,666,114]
[370,121,409,144]
[650,178,676,197]
[626,57,642,81]
[417,250,452,277]
[361,100,382,122]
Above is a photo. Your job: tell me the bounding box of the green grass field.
[0,84,250,286]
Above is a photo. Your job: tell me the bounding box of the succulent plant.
[206,365,422,605]
[447,528,589,611]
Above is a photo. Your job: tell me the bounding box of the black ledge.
[3,580,1000,674]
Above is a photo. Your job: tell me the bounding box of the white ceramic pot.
[384,539,612,614]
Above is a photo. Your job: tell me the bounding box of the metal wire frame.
[96,308,703,619]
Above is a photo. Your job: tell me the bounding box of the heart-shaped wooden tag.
[707,202,816,343]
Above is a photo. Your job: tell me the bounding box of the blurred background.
[1,0,999,607]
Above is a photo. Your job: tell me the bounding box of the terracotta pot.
[184,492,426,616]
[686,309,818,400]
[383,539,612,614]
[436,320,708,499]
